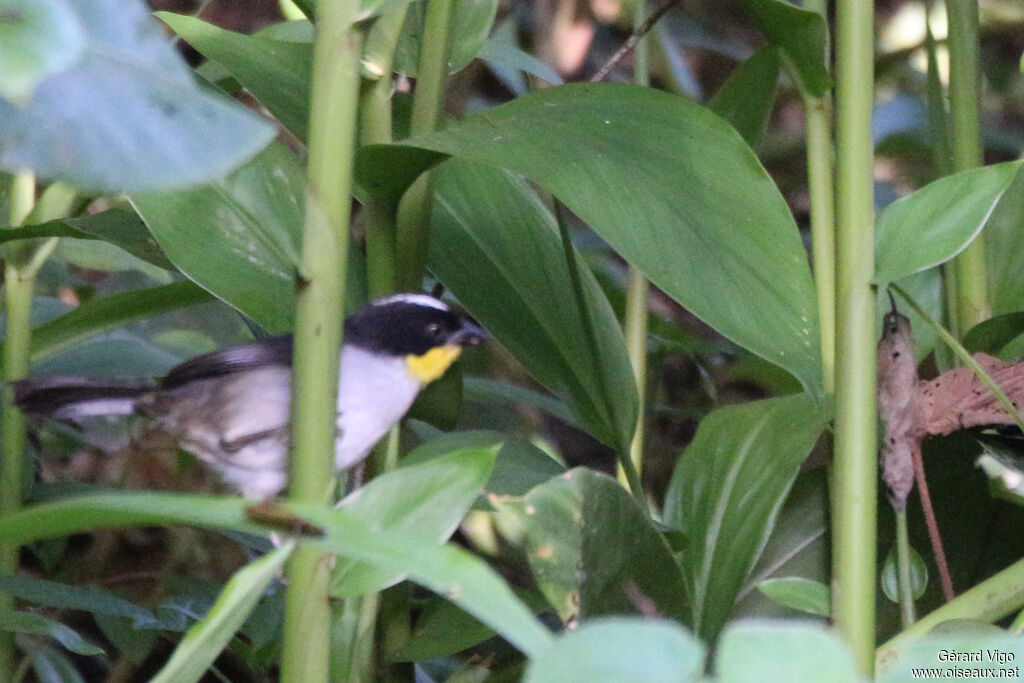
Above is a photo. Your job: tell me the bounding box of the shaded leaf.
[151,541,294,683]
[875,162,1023,285]
[0,609,103,656]
[734,0,831,96]
[708,45,780,147]
[881,545,928,602]
[357,83,822,392]
[0,0,274,192]
[157,12,312,141]
[664,392,826,641]
[757,578,831,617]
[986,169,1024,315]
[523,617,704,683]
[493,468,688,624]
[330,447,498,598]
[429,159,636,448]
[964,312,1024,356]
[131,142,304,333]
[0,575,156,627]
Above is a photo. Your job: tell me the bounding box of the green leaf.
[390,588,548,661]
[733,0,831,97]
[878,634,1024,682]
[447,0,499,73]
[330,447,498,598]
[0,0,84,101]
[964,312,1024,356]
[757,577,831,617]
[663,393,826,641]
[0,492,553,657]
[464,377,579,430]
[985,170,1024,315]
[131,142,304,333]
[401,429,564,497]
[357,83,822,392]
[0,0,274,193]
[881,545,928,602]
[156,12,313,141]
[492,468,688,624]
[0,209,177,270]
[0,609,103,656]
[429,160,637,448]
[0,575,157,627]
[716,621,859,683]
[28,645,88,682]
[478,25,562,90]
[875,162,1023,285]
[523,617,704,683]
[708,46,780,147]
[27,281,213,362]
[151,541,294,683]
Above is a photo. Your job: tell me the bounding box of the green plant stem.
[0,172,36,681]
[947,0,989,333]
[878,555,1024,661]
[395,0,454,290]
[890,283,1024,433]
[894,510,917,628]
[620,0,650,488]
[281,4,362,681]
[832,0,877,673]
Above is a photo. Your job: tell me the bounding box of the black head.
[344,294,487,356]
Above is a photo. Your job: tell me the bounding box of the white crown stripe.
[373,293,450,311]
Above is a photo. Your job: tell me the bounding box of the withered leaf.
[918,353,1024,436]
[877,309,921,509]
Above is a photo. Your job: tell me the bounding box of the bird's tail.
[13,377,155,422]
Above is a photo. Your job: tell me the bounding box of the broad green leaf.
[401,429,564,497]
[157,12,312,141]
[716,621,859,682]
[393,0,499,77]
[463,377,580,430]
[493,468,688,624]
[330,447,497,598]
[757,578,831,617]
[27,281,212,361]
[985,169,1024,315]
[430,160,636,448]
[0,0,84,101]
[734,0,831,97]
[881,545,928,602]
[734,470,829,619]
[876,269,942,361]
[0,492,553,657]
[33,334,183,377]
[151,541,294,683]
[0,209,176,270]
[708,46,781,147]
[0,609,103,656]
[0,575,157,627]
[478,22,562,92]
[877,634,1024,682]
[357,84,822,392]
[0,0,274,193]
[390,588,548,661]
[875,162,1023,285]
[964,312,1024,356]
[131,142,304,333]
[523,617,704,683]
[28,645,88,682]
[664,392,826,641]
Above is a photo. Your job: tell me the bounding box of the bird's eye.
[426,322,442,338]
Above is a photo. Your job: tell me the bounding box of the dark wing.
[160,336,294,389]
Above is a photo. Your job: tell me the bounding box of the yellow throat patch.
[406,345,462,383]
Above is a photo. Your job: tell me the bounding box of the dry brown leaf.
[918,354,1024,436]
[877,309,921,510]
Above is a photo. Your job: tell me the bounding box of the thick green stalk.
[395,0,454,290]
[621,0,650,486]
[947,0,989,333]
[832,0,877,673]
[281,3,362,680]
[0,173,36,681]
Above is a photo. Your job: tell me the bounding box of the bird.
[13,293,487,498]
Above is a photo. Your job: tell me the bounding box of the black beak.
[452,317,489,346]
